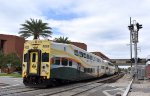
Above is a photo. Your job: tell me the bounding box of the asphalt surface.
[0,76,24,88]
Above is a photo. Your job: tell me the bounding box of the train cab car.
[22,40,107,87]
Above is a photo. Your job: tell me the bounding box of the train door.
[97,66,99,77]
[77,63,81,72]
[29,52,38,74]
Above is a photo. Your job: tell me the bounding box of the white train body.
[23,40,117,87]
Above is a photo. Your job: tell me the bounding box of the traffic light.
[136,23,142,31]
[128,24,134,30]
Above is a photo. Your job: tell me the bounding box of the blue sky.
[0,0,150,59]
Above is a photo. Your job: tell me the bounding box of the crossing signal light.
[130,58,142,63]
[136,23,142,31]
[128,24,134,30]
[130,58,135,63]
[137,58,142,63]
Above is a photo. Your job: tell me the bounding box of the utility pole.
[129,17,132,67]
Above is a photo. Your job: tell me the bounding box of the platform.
[128,79,150,96]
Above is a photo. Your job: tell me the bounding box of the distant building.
[0,34,25,58]
[71,42,87,51]
[91,51,110,60]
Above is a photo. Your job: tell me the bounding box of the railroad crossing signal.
[128,18,143,80]
[128,24,134,30]
[136,23,143,31]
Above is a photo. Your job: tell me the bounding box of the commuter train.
[22,40,118,87]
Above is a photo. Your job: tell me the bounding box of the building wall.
[0,34,25,58]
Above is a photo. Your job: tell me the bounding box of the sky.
[0,0,150,59]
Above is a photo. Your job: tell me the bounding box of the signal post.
[128,18,143,80]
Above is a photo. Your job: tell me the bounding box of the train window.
[79,51,83,57]
[99,59,101,62]
[42,53,49,62]
[84,68,93,73]
[92,68,95,73]
[83,53,86,58]
[32,53,36,62]
[74,50,78,56]
[90,55,93,60]
[54,57,60,65]
[64,47,66,51]
[24,53,28,62]
[69,60,72,66]
[93,57,95,61]
[87,54,89,59]
[101,66,104,69]
[84,68,86,73]
[97,58,99,62]
[62,58,68,66]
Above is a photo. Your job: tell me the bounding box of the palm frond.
[19,18,52,39]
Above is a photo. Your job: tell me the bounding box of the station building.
[0,34,25,58]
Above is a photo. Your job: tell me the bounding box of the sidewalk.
[128,79,150,96]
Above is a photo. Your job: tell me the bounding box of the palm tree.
[19,18,52,39]
[54,36,70,44]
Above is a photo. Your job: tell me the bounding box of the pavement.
[128,79,150,96]
[0,76,24,88]
[77,74,132,96]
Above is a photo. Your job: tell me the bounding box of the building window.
[42,53,49,62]
[62,58,68,66]
[0,40,6,52]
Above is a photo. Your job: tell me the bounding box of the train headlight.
[32,64,36,68]
[22,64,25,67]
[46,64,49,67]
[42,66,45,69]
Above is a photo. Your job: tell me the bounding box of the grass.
[0,73,22,78]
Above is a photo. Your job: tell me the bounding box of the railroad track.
[0,73,124,96]
[37,74,124,96]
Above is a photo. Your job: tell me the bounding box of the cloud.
[0,0,149,59]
